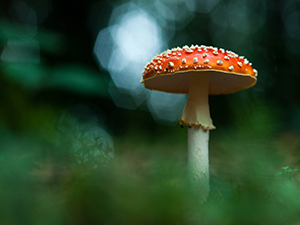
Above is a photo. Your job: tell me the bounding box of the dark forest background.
[0,0,300,224]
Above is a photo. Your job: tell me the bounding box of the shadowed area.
[144,70,256,94]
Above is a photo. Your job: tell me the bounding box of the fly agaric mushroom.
[141,45,257,201]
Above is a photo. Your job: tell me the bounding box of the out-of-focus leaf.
[45,64,108,97]
[1,62,109,96]
[0,21,31,42]
[1,39,40,63]
[1,62,46,89]
[0,20,64,54]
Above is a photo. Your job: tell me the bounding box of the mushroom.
[141,45,257,201]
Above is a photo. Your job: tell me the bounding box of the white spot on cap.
[185,47,193,53]
[213,51,218,55]
[217,60,223,66]
[229,66,234,71]
[182,58,186,64]
[237,62,243,67]
[224,56,230,61]
[253,69,258,74]
[204,59,209,64]
[226,50,237,58]
[203,53,207,58]
[178,53,181,56]
[168,62,174,68]
[193,57,198,63]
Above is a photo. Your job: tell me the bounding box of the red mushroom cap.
[142,45,257,95]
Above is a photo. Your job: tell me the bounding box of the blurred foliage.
[0,117,300,225]
[0,0,300,225]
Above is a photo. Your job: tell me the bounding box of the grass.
[0,106,299,225]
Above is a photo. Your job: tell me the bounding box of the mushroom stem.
[179,72,214,129]
[180,73,213,201]
[188,126,210,201]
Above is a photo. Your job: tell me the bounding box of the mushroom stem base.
[188,126,210,201]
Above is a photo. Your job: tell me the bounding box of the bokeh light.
[94,3,162,111]
[185,0,220,13]
[94,2,189,122]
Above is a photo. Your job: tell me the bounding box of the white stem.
[179,72,213,202]
[179,72,214,129]
[188,126,210,201]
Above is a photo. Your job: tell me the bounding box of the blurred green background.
[0,0,300,224]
